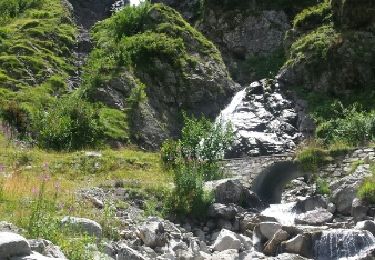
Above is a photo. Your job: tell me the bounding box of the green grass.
[0,132,171,259]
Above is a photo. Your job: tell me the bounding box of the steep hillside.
[0,0,76,136]
[83,3,237,149]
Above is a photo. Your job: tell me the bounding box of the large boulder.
[212,229,242,252]
[330,167,371,215]
[61,217,102,238]
[259,222,282,240]
[281,234,313,258]
[206,179,265,210]
[28,239,66,259]
[295,208,333,226]
[294,196,327,213]
[208,203,240,221]
[0,232,31,258]
[10,251,66,260]
[351,198,368,221]
[263,230,290,256]
[137,218,166,248]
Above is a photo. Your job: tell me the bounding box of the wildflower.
[54,181,61,192]
[31,187,39,195]
[0,164,4,172]
[40,173,51,182]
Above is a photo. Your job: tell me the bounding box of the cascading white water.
[216,88,247,128]
[314,229,375,260]
[261,202,296,226]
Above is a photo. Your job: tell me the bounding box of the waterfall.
[261,202,296,226]
[216,88,247,129]
[314,229,375,260]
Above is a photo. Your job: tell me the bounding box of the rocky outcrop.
[87,4,237,149]
[279,1,375,96]
[331,0,375,30]
[219,79,311,157]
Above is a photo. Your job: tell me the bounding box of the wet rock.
[355,220,375,236]
[351,198,368,221]
[281,234,312,258]
[0,232,31,258]
[259,222,282,240]
[220,80,304,157]
[61,217,102,238]
[294,196,327,213]
[295,208,333,226]
[263,230,290,256]
[240,213,277,232]
[212,229,241,252]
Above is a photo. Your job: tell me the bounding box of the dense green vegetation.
[0,0,76,142]
[161,115,233,217]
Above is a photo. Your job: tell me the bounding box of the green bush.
[161,114,233,217]
[0,0,42,21]
[316,177,331,195]
[358,180,375,204]
[33,96,103,150]
[293,1,332,30]
[296,144,333,172]
[167,162,212,218]
[316,104,375,146]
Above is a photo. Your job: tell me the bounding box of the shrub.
[161,114,233,217]
[358,180,375,204]
[293,1,332,30]
[33,95,103,150]
[296,144,333,172]
[316,177,331,195]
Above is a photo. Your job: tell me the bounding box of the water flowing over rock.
[262,203,297,226]
[313,229,375,260]
[218,79,307,157]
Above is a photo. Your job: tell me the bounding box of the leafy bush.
[34,96,103,150]
[161,114,233,217]
[0,0,42,21]
[293,1,332,30]
[316,104,375,146]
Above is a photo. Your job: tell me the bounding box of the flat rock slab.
[295,208,333,226]
[0,232,31,258]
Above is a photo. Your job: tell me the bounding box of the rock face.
[0,232,31,258]
[198,4,290,84]
[61,216,102,238]
[264,230,290,256]
[279,1,375,96]
[331,0,375,30]
[87,4,237,149]
[219,79,309,157]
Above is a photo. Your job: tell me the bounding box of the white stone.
[212,229,241,252]
[61,217,102,238]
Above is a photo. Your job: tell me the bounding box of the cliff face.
[84,3,237,149]
[279,0,375,95]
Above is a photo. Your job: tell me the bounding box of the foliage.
[315,177,331,195]
[167,162,213,218]
[33,95,103,150]
[161,114,233,217]
[0,0,42,21]
[358,180,375,204]
[293,1,332,30]
[296,141,334,172]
